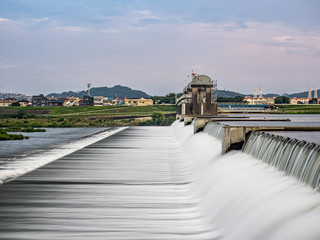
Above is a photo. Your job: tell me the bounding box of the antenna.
[87,83,91,96]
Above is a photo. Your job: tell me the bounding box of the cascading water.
[1,121,320,240]
[202,122,223,140]
[242,131,320,190]
[172,120,320,240]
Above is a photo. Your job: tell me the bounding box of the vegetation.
[217,95,245,102]
[274,104,320,114]
[0,128,29,140]
[275,96,290,104]
[6,126,46,132]
[0,105,177,128]
[151,111,165,125]
[151,93,182,104]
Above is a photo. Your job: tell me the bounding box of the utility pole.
[87,83,91,96]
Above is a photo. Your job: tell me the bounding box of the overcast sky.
[0,0,319,96]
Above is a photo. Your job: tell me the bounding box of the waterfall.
[242,131,320,190]
[170,121,320,240]
[203,122,223,140]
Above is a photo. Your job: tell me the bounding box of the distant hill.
[0,92,31,101]
[284,90,319,98]
[46,85,150,99]
[217,90,244,98]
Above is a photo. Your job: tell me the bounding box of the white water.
[171,120,320,240]
[0,127,127,184]
[1,121,320,239]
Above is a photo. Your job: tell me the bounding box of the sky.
[0,0,319,96]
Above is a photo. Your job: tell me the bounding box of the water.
[242,131,320,190]
[0,120,320,239]
[0,127,126,184]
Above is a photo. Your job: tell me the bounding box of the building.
[32,94,50,106]
[4,97,18,104]
[103,97,113,106]
[123,98,153,106]
[48,98,64,106]
[64,96,80,107]
[176,73,217,116]
[243,97,275,105]
[94,96,104,106]
[18,100,31,107]
[290,97,313,104]
[0,101,12,107]
[80,95,94,106]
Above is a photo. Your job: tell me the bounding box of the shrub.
[151,111,165,126]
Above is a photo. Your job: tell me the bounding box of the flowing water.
[0,120,320,239]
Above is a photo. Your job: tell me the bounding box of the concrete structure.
[124,98,153,106]
[259,87,263,98]
[308,88,312,98]
[254,88,257,98]
[176,74,217,116]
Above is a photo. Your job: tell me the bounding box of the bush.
[137,119,153,126]
[0,132,25,140]
[151,111,165,126]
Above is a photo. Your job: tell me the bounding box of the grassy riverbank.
[0,105,176,128]
[274,105,320,114]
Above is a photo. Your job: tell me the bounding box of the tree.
[151,111,165,125]
[11,102,21,106]
[275,96,290,104]
[309,98,318,104]
[217,95,245,102]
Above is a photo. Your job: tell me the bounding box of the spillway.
[0,122,320,240]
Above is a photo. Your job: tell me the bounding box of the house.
[48,98,64,106]
[80,95,94,106]
[4,97,18,103]
[289,98,313,104]
[123,98,153,106]
[18,99,31,107]
[0,101,12,107]
[32,94,50,106]
[64,96,80,106]
[94,96,104,106]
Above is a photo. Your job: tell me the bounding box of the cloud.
[54,25,86,32]
[0,62,19,70]
[133,10,163,25]
[30,17,49,23]
[0,17,11,22]
[36,66,54,70]
[101,28,124,34]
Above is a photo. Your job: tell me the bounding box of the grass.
[0,105,177,128]
[274,104,320,114]
[0,128,29,140]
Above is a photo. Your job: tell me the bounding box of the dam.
[0,115,320,239]
[1,74,320,239]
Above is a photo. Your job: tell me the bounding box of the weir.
[0,121,320,239]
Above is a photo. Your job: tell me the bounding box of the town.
[0,87,319,108]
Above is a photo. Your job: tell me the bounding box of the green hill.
[46,85,150,99]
